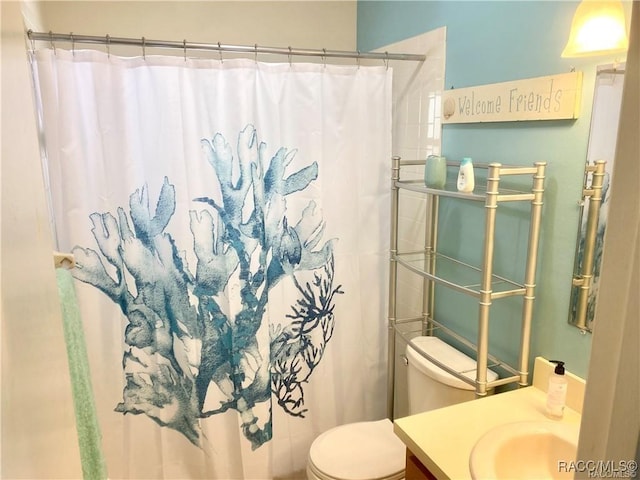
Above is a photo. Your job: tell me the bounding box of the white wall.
[35,1,356,57]
[1,1,82,478]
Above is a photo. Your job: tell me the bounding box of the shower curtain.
[32,47,391,479]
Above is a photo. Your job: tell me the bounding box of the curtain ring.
[357,50,361,69]
[70,32,75,56]
[49,31,56,55]
[322,48,326,68]
[28,30,35,53]
[183,39,187,62]
[384,51,389,70]
[218,42,223,63]
[106,34,111,58]
[288,46,292,67]
[142,36,146,60]
[254,43,258,63]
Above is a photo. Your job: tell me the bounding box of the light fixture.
[562,0,629,57]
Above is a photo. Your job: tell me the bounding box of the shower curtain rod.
[27,30,426,63]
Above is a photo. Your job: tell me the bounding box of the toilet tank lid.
[406,336,499,390]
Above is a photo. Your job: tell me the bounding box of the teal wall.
[358,1,630,379]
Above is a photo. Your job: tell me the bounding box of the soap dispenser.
[546,360,568,419]
[457,157,475,193]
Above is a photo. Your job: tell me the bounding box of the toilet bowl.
[306,336,498,480]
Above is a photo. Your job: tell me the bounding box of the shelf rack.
[387,157,546,418]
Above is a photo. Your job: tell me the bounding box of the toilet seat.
[306,419,406,480]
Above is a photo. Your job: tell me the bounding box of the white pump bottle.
[546,360,568,419]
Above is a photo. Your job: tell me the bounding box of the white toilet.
[306,336,498,480]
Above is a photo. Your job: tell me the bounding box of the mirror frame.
[569,63,626,332]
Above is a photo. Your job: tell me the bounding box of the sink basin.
[469,421,579,479]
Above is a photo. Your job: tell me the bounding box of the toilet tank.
[406,336,499,415]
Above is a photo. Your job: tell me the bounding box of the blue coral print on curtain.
[71,125,342,449]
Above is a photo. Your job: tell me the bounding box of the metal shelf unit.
[387,157,546,418]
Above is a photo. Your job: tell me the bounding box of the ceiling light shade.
[562,0,629,57]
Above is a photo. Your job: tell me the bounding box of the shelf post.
[423,194,439,336]
[572,160,605,330]
[519,162,546,385]
[477,163,501,396]
[387,156,401,419]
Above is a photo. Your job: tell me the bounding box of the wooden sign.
[442,72,582,124]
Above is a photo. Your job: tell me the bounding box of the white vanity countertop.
[393,357,585,480]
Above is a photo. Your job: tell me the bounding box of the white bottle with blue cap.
[457,157,475,193]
